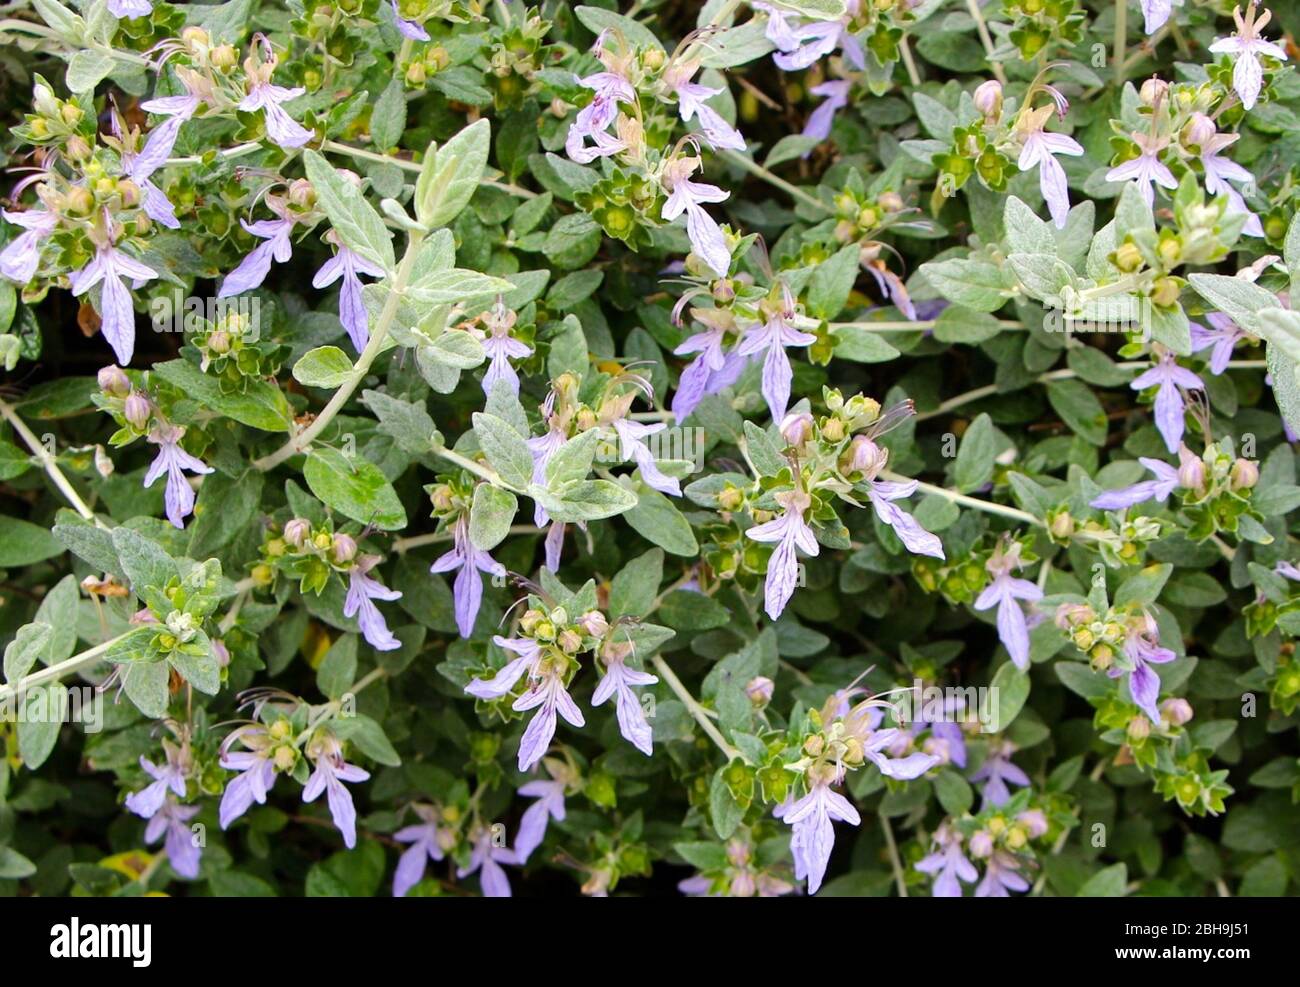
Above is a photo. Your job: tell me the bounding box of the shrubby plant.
[0,0,1298,898]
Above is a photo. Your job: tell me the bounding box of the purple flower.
[865,261,918,320]
[773,776,860,895]
[975,850,1030,897]
[1090,455,1183,511]
[970,739,1029,809]
[390,0,430,41]
[140,67,207,126]
[69,221,158,365]
[756,0,866,72]
[671,315,747,420]
[108,0,153,16]
[218,733,278,830]
[481,309,532,396]
[392,808,449,897]
[1194,123,1264,236]
[145,799,202,879]
[746,488,819,620]
[1276,560,1300,581]
[1191,312,1248,373]
[866,473,945,559]
[344,555,403,652]
[543,520,566,572]
[845,703,942,780]
[1017,108,1084,228]
[466,635,542,700]
[915,823,978,897]
[218,217,295,298]
[1141,0,1177,34]
[734,285,817,421]
[113,111,182,229]
[125,750,187,819]
[303,737,370,849]
[458,826,518,897]
[1209,4,1287,111]
[973,542,1042,671]
[663,61,745,151]
[661,155,731,278]
[0,207,57,284]
[1130,351,1204,453]
[1106,133,1178,208]
[240,38,313,148]
[430,515,507,638]
[1113,614,1176,724]
[803,80,851,146]
[144,423,214,529]
[513,664,585,772]
[612,418,680,496]
[514,778,567,862]
[313,240,387,353]
[565,70,635,164]
[591,652,657,755]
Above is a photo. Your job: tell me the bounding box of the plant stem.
[651,654,740,761]
[899,36,922,87]
[0,397,103,526]
[1113,0,1128,90]
[829,318,1025,332]
[429,443,525,493]
[393,523,538,553]
[0,632,131,705]
[965,0,1007,85]
[719,149,831,215]
[253,227,426,472]
[881,815,909,897]
[882,470,1041,527]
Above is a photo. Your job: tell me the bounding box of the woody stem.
[651,654,741,761]
[0,397,103,526]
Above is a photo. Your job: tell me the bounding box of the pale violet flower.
[481,306,532,396]
[0,207,57,284]
[302,736,370,849]
[1140,0,1180,34]
[390,0,430,41]
[661,154,731,278]
[671,313,747,420]
[915,823,978,897]
[746,488,819,620]
[663,61,745,152]
[144,423,213,528]
[513,663,585,772]
[145,799,202,878]
[734,284,817,421]
[803,80,851,146]
[113,111,181,229]
[514,777,567,862]
[611,418,680,496]
[591,650,657,755]
[975,850,1030,897]
[108,0,153,16]
[756,0,866,73]
[1195,122,1264,237]
[313,238,386,353]
[1016,105,1084,228]
[1113,614,1176,724]
[218,725,279,830]
[1106,132,1178,208]
[219,217,295,298]
[1130,350,1204,453]
[971,739,1029,809]
[430,515,507,638]
[1209,3,1287,111]
[125,750,187,820]
[973,541,1042,671]
[69,219,158,365]
[458,826,518,897]
[240,37,313,148]
[392,806,450,897]
[565,70,635,164]
[1090,456,1180,510]
[1192,312,1248,373]
[344,554,402,652]
[774,774,860,895]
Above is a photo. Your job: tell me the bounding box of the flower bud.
[558,628,583,653]
[65,186,94,216]
[820,416,845,443]
[1048,510,1075,541]
[182,26,211,48]
[283,518,311,548]
[65,135,91,162]
[123,391,151,429]
[212,44,239,71]
[94,444,114,478]
[718,485,744,512]
[745,675,774,707]
[780,411,814,447]
[331,533,358,564]
[208,328,232,354]
[1181,113,1217,151]
[1127,715,1150,741]
[1151,277,1180,308]
[969,830,994,858]
[1139,78,1168,107]
[578,610,608,637]
[98,364,130,396]
[802,734,824,757]
[1177,451,1205,492]
[1114,241,1143,273]
[1017,809,1049,838]
[1230,458,1259,491]
[845,435,887,476]
[973,79,1003,118]
[1160,697,1194,726]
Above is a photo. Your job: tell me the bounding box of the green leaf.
[806,244,859,320]
[169,635,221,695]
[0,515,62,566]
[121,660,170,718]
[361,389,437,455]
[317,633,357,700]
[469,484,517,551]
[416,118,491,229]
[293,346,354,389]
[4,622,52,683]
[574,5,664,49]
[302,149,395,271]
[742,420,785,477]
[471,412,533,488]
[407,269,513,305]
[953,413,996,492]
[1047,378,1108,445]
[1076,863,1128,897]
[370,78,407,149]
[111,527,178,594]
[933,768,974,816]
[153,359,292,432]
[65,49,114,93]
[333,713,402,766]
[304,447,408,531]
[1113,563,1172,608]
[0,846,36,879]
[531,479,638,523]
[623,483,698,556]
[545,427,601,488]
[988,661,1030,732]
[919,257,1007,312]
[610,548,664,619]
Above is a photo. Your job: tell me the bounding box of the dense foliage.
[1,0,1299,898]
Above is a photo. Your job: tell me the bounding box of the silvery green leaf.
[303,150,396,271]
[469,484,518,551]
[416,118,491,228]
[293,346,354,389]
[471,412,533,488]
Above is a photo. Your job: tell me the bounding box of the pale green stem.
[0,397,103,525]
[0,632,131,705]
[883,470,1041,526]
[881,815,909,897]
[1114,0,1128,90]
[651,654,740,761]
[253,227,426,471]
[719,149,831,215]
[964,0,1007,85]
